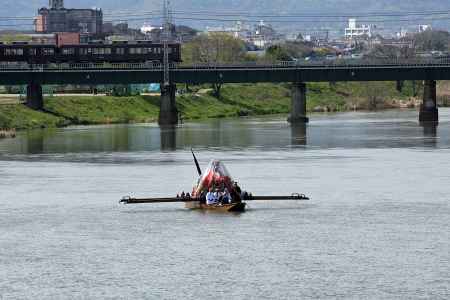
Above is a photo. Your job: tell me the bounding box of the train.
[0,41,181,64]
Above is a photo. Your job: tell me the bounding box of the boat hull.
[185,201,246,212]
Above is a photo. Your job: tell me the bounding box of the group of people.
[206,187,232,205]
[178,181,244,206]
[204,182,244,205]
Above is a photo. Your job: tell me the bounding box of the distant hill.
[2,0,450,31]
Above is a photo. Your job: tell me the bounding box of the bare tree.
[182,33,246,97]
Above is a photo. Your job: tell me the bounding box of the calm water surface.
[0,109,449,299]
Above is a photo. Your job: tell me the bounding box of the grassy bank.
[178,81,417,117]
[0,104,64,130]
[0,82,418,130]
[45,95,160,125]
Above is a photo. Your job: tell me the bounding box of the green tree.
[264,42,314,62]
[265,45,293,62]
[364,82,389,110]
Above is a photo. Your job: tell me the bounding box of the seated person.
[214,188,223,202]
[206,188,218,205]
[222,188,231,204]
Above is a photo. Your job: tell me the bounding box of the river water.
[0,109,449,299]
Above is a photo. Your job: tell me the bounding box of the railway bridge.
[1,59,450,124]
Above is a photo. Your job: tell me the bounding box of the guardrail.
[1,57,450,71]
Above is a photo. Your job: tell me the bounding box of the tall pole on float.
[162,0,171,87]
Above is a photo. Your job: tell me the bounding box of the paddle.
[120,196,199,204]
[120,194,310,204]
[191,148,202,176]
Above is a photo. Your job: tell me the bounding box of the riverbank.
[0,82,422,130]
[0,104,65,130]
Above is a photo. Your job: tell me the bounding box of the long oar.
[120,194,309,204]
[120,196,199,204]
[191,148,202,176]
[246,193,310,201]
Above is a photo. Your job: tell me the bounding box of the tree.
[413,30,450,51]
[367,45,415,59]
[265,45,293,62]
[363,82,388,110]
[264,41,314,62]
[182,33,247,97]
[182,33,247,64]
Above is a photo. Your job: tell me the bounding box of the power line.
[171,10,450,18]
[3,8,450,21]
[102,15,450,24]
[0,24,34,27]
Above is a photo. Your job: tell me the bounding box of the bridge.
[1,58,450,124]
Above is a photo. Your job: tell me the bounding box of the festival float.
[120,151,310,212]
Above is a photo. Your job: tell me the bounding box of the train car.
[0,42,181,64]
[58,42,181,63]
[0,44,58,64]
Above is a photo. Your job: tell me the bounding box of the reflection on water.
[291,123,307,146]
[421,123,438,147]
[160,125,177,151]
[1,109,450,156]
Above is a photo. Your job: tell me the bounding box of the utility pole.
[162,0,172,87]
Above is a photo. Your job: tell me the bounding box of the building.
[35,0,103,35]
[418,25,432,33]
[205,21,283,49]
[140,23,162,35]
[345,19,371,39]
[0,32,79,46]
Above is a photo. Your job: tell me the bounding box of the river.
[0,109,449,299]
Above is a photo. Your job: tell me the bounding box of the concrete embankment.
[0,128,16,139]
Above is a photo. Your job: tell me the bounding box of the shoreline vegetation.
[0,81,449,132]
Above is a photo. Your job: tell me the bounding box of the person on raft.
[205,186,235,205]
[206,187,219,205]
[222,187,231,204]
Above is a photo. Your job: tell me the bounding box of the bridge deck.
[1,60,450,85]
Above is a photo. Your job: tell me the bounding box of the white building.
[345,19,371,39]
[418,25,432,33]
[140,23,162,35]
[206,21,251,39]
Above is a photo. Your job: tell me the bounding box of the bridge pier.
[396,80,404,92]
[158,84,178,126]
[419,80,438,123]
[288,82,309,124]
[26,83,44,110]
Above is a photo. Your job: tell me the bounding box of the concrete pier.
[396,80,404,92]
[288,82,309,124]
[419,80,438,123]
[26,83,44,110]
[158,84,178,126]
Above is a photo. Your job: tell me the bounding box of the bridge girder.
[1,66,450,85]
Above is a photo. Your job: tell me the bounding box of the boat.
[185,201,247,213]
[120,150,310,212]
